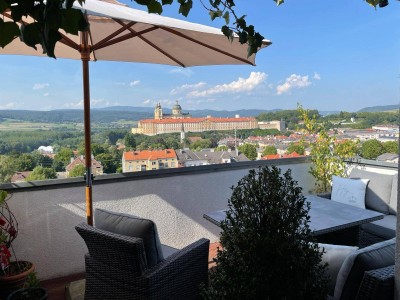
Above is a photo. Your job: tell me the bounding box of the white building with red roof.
[132,103,258,136]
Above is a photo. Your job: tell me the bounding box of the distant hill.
[358,104,399,112]
[0,107,280,124]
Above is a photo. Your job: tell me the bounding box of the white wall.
[7,161,314,280]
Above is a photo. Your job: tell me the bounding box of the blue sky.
[0,0,398,112]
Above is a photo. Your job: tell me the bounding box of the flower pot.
[7,287,48,300]
[0,261,34,299]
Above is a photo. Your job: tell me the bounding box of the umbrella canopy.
[0,0,271,224]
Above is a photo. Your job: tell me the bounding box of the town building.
[176,149,249,167]
[122,149,178,172]
[258,120,286,131]
[66,156,104,177]
[132,103,259,135]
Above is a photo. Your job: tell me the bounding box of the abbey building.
[132,102,258,136]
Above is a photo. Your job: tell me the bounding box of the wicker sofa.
[76,209,210,300]
[323,238,395,300]
[319,168,397,246]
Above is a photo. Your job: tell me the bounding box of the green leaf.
[209,10,222,21]
[223,11,230,25]
[221,25,233,42]
[65,0,75,9]
[10,0,36,22]
[20,23,41,50]
[178,0,192,17]
[43,29,62,58]
[0,0,10,14]
[365,0,379,8]
[147,0,163,14]
[135,0,151,5]
[0,19,20,48]
[61,8,86,35]
[0,190,7,205]
[162,0,173,4]
[235,16,246,29]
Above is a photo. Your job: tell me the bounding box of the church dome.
[172,101,182,115]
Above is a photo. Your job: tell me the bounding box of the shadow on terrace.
[0,156,397,299]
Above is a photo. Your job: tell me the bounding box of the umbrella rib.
[93,21,137,50]
[160,27,255,66]
[92,27,158,51]
[59,33,80,51]
[114,19,185,67]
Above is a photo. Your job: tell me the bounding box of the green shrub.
[204,166,329,300]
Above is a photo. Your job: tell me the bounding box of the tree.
[95,153,119,174]
[52,147,73,172]
[298,105,358,193]
[124,133,136,150]
[383,141,398,154]
[216,145,228,151]
[360,139,384,159]
[286,143,305,155]
[0,155,17,183]
[68,164,85,178]
[237,143,257,160]
[14,153,36,171]
[25,166,57,181]
[189,139,213,151]
[262,145,277,156]
[204,166,329,299]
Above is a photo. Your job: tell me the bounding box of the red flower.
[0,217,5,226]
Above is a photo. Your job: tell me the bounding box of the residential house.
[176,149,249,167]
[66,156,104,177]
[122,149,178,172]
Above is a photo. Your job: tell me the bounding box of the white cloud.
[142,99,152,105]
[63,99,119,109]
[170,82,206,96]
[276,74,312,95]
[169,68,194,77]
[33,83,49,90]
[314,72,321,80]
[0,102,22,109]
[129,80,140,87]
[188,72,267,97]
[43,93,50,97]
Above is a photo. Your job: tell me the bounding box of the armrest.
[356,265,394,300]
[142,238,210,299]
[317,192,332,199]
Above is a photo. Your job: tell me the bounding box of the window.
[129,166,133,171]
[171,162,175,167]
[152,161,156,165]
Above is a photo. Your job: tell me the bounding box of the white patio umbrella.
[0,0,271,225]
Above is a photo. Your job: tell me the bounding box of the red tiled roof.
[282,151,304,158]
[124,149,177,161]
[140,116,256,124]
[261,154,280,160]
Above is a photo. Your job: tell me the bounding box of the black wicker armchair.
[76,222,210,300]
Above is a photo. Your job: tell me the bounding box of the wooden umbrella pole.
[81,31,93,226]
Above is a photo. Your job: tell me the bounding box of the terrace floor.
[40,242,220,299]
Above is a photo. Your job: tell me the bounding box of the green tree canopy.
[124,133,137,150]
[25,166,57,181]
[262,145,277,156]
[95,153,119,174]
[68,164,85,178]
[189,139,213,151]
[52,147,74,171]
[286,143,305,155]
[361,139,384,159]
[383,141,398,154]
[238,143,257,160]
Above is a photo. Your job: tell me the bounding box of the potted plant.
[203,166,329,299]
[7,272,48,300]
[0,190,35,299]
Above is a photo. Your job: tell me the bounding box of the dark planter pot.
[7,287,48,300]
[0,261,35,299]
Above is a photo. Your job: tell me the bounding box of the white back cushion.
[331,176,369,209]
